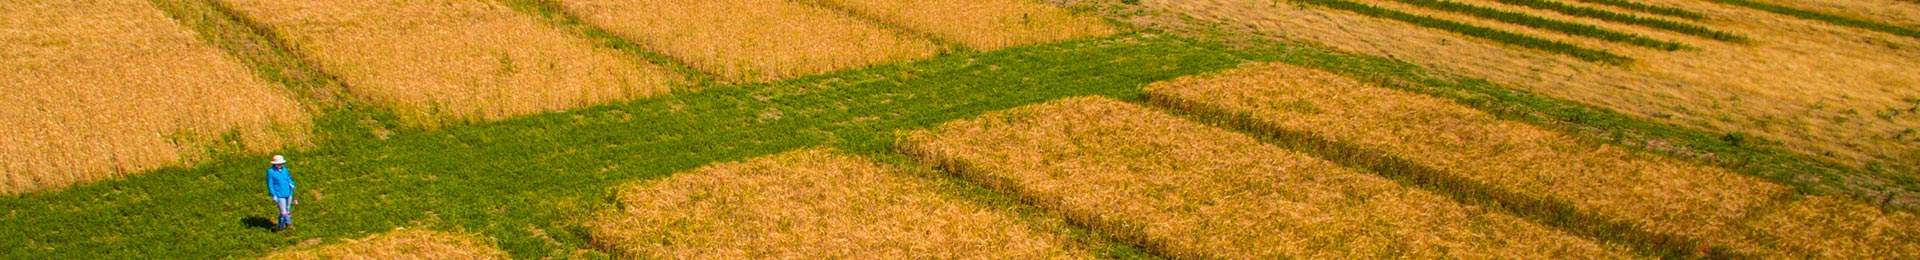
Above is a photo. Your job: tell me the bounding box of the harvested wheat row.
[0,0,308,195]
[796,0,1118,51]
[262,229,506,259]
[217,0,679,125]
[1145,0,1920,174]
[1737,0,1920,30]
[552,0,939,83]
[901,97,1631,259]
[1144,63,1920,258]
[589,148,1087,259]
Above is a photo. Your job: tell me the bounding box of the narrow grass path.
[0,34,1243,259]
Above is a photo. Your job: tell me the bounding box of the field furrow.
[589,148,1088,259]
[1,0,308,195]
[263,229,507,259]
[901,96,1631,259]
[551,0,940,83]
[793,0,1117,51]
[216,0,680,124]
[1145,62,1920,258]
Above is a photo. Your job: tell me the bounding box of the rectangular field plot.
[218,0,679,124]
[1145,0,1920,178]
[263,229,506,259]
[1,0,308,194]
[901,97,1628,259]
[588,149,1087,259]
[1144,63,1920,257]
[797,0,1118,51]
[553,0,940,83]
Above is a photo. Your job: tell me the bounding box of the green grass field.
[6,0,1917,258]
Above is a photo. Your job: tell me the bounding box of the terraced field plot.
[0,0,308,195]
[1146,63,1920,258]
[1140,0,1920,178]
[217,0,680,124]
[262,229,506,259]
[902,97,1628,259]
[552,0,940,83]
[797,0,1119,51]
[590,149,1087,259]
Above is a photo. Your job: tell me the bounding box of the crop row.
[1569,0,1705,20]
[1295,0,1633,64]
[1384,0,1689,50]
[1706,0,1920,39]
[1492,0,1747,42]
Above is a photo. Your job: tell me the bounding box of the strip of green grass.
[1708,0,1920,39]
[1385,0,1689,50]
[1295,0,1634,64]
[0,34,1240,259]
[1491,0,1747,42]
[1569,0,1705,20]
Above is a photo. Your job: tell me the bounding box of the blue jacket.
[267,166,295,198]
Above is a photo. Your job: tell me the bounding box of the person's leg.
[274,197,291,230]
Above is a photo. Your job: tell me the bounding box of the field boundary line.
[497,0,716,91]
[150,0,356,111]
[786,0,976,55]
[1488,0,1747,42]
[1707,0,1920,39]
[1142,94,1750,259]
[1292,0,1634,64]
[1568,0,1705,20]
[894,136,1188,260]
[1381,0,1690,50]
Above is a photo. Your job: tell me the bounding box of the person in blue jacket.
[266,155,296,231]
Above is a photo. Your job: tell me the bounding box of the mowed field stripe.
[1145,63,1920,258]
[262,229,507,259]
[215,0,680,125]
[1368,0,1689,50]
[1290,0,1633,64]
[589,148,1089,259]
[551,0,940,83]
[901,97,1632,259]
[1484,0,1747,42]
[1,0,309,195]
[794,0,1118,51]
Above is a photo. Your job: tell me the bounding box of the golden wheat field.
[262,229,507,260]
[552,0,939,83]
[1142,0,1920,174]
[796,0,1118,51]
[901,97,1630,259]
[1145,62,1920,257]
[0,0,308,195]
[588,148,1088,259]
[216,0,678,125]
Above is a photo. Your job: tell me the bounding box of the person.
[266,155,296,231]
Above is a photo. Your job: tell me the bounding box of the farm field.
[1146,62,1920,258]
[551,0,940,83]
[216,0,680,124]
[796,0,1119,51]
[261,229,506,259]
[1132,0,1920,179]
[4,0,1917,259]
[901,97,1630,259]
[590,149,1087,259]
[0,0,308,195]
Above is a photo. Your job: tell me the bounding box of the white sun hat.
[271,155,287,165]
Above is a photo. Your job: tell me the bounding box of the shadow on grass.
[240,216,275,231]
